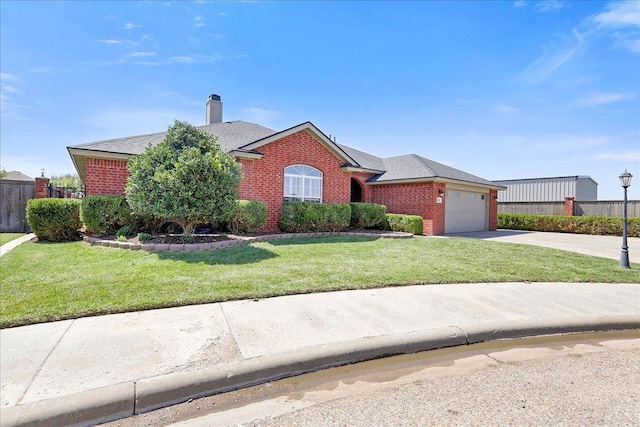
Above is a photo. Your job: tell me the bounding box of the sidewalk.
[0,234,35,258]
[2,282,639,426]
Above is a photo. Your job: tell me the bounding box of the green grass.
[0,233,26,246]
[1,236,638,328]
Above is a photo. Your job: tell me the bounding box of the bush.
[116,226,133,238]
[228,200,267,234]
[381,213,424,235]
[137,232,153,242]
[349,203,387,228]
[81,195,133,235]
[27,199,81,242]
[280,202,351,232]
[498,213,640,237]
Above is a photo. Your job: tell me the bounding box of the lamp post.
[619,170,633,269]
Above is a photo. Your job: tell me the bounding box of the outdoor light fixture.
[438,189,444,195]
[619,170,633,269]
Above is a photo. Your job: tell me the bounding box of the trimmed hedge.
[81,195,133,235]
[498,213,640,237]
[381,213,424,235]
[27,199,81,242]
[349,203,387,228]
[280,202,351,232]
[228,200,267,234]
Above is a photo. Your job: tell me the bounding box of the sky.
[1,0,639,200]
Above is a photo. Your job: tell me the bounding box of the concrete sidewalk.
[448,230,640,262]
[0,234,35,258]
[2,282,639,426]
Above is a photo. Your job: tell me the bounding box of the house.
[67,95,504,235]
[493,176,598,202]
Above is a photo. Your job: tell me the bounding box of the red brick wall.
[370,182,446,235]
[489,189,498,231]
[35,177,50,198]
[239,129,352,231]
[85,158,129,195]
[564,197,575,216]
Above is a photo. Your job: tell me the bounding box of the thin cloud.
[1,85,21,94]
[533,1,567,13]
[589,1,640,54]
[594,151,640,162]
[494,104,520,114]
[217,12,228,16]
[194,16,206,27]
[574,91,633,107]
[242,107,281,123]
[29,66,55,73]
[513,1,527,8]
[515,29,586,84]
[97,39,122,45]
[0,73,22,83]
[125,51,156,58]
[594,1,640,28]
[124,22,140,30]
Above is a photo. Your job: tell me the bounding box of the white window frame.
[284,164,323,202]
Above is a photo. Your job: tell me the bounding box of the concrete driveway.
[447,230,640,263]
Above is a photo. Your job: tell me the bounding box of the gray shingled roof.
[1,171,34,182]
[70,121,277,155]
[69,120,497,188]
[368,154,497,187]
[337,143,386,172]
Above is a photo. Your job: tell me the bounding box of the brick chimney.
[206,94,222,124]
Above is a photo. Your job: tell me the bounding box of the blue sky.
[1,0,638,200]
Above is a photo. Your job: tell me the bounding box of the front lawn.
[1,236,637,328]
[0,233,25,246]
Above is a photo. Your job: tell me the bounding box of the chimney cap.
[208,94,221,101]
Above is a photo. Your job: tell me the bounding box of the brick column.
[489,189,498,230]
[35,177,50,198]
[564,197,575,216]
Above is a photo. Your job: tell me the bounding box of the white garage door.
[445,190,488,233]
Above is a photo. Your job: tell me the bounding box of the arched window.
[284,165,322,202]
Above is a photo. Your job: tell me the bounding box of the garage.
[445,190,488,233]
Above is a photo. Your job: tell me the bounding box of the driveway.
[447,230,640,263]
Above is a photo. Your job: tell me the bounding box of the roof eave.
[341,165,386,174]
[230,150,263,160]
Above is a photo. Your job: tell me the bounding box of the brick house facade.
[68,96,504,235]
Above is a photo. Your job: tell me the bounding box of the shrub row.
[381,213,424,235]
[498,213,640,237]
[26,199,81,242]
[280,202,351,232]
[349,202,387,228]
[229,200,268,234]
[27,197,423,241]
[27,196,270,241]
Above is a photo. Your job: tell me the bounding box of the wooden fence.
[0,180,35,232]
[575,200,640,217]
[498,202,565,216]
[498,200,640,218]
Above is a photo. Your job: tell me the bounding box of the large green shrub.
[126,120,242,236]
[498,213,640,237]
[81,195,133,235]
[381,213,424,235]
[27,199,81,242]
[280,202,351,232]
[228,200,267,234]
[349,203,387,228]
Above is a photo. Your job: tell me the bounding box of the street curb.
[2,316,639,427]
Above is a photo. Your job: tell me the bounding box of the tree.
[125,120,242,236]
[51,173,82,189]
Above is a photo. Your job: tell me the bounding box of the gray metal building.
[493,176,598,202]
